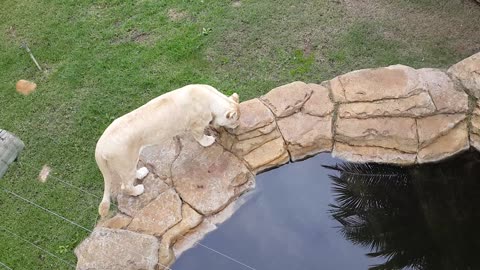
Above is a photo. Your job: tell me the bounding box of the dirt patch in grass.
[111,29,152,45]
[167,9,188,21]
[342,0,480,55]
[130,30,150,43]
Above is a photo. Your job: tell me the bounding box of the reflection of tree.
[325,150,480,270]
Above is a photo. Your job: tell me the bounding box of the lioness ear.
[230,93,239,103]
[226,110,237,119]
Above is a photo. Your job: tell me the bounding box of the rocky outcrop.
[260,81,312,117]
[329,63,471,164]
[330,65,420,103]
[277,113,332,161]
[77,134,254,269]
[471,101,480,151]
[75,228,159,270]
[172,136,255,215]
[127,188,183,236]
[218,98,289,173]
[448,52,480,98]
[158,204,203,269]
[76,52,480,269]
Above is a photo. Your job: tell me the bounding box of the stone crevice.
[334,139,419,155]
[257,98,290,161]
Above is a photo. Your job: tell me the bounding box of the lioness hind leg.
[192,124,215,147]
[117,167,145,197]
[136,167,149,180]
[197,134,215,147]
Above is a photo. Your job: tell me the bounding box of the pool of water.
[173,151,480,270]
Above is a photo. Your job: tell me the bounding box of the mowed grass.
[0,0,479,269]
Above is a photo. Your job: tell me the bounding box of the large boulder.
[330,65,420,103]
[260,81,312,118]
[75,228,159,270]
[127,189,183,236]
[277,113,332,161]
[172,136,255,215]
[470,101,480,151]
[448,52,480,98]
[219,98,289,173]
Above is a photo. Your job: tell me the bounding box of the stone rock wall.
[75,52,480,270]
[0,130,24,179]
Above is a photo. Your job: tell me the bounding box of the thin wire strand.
[13,163,258,270]
[0,225,75,269]
[1,188,173,270]
[3,188,92,232]
[196,242,257,270]
[0,260,13,270]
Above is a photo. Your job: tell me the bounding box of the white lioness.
[95,84,240,217]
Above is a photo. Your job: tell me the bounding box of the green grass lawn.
[0,0,479,269]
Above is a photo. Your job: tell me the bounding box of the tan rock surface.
[242,137,289,173]
[98,214,132,230]
[231,128,282,156]
[332,142,416,165]
[301,83,334,116]
[277,112,332,161]
[230,98,275,135]
[331,65,420,102]
[338,92,435,118]
[417,68,469,113]
[128,189,182,236]
[75,228,159,270]
[139,138,180,179]
[335,117,418,153]
[236,122,277,141]
[260,81,312,117]
[158,204,203,270]
[330,76,347,103]
[448,52,480,98]
[470,102,480,150]
[417,114,466,147]
[417,121,469,163]
[172,137,254,215]
[173,195,253,258]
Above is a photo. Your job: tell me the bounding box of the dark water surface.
[173,151,480,270]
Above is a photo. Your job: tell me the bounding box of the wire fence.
[0,162,257,270]
[0,260,13,270]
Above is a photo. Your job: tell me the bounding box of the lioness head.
[213,93,240,129]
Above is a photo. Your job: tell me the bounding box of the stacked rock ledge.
[75,52,480,270]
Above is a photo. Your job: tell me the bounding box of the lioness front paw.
[132,184,145,196]
[199,135,215,147]
[136,167,149,180]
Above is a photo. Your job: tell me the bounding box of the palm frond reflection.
[325,150,480,270]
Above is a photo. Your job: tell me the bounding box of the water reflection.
[327,150,480,270]
[173,154,382,270]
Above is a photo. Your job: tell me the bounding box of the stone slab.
[417,121,469,163]
[277,112,332,161]
[260,81,312,118]
[332,142,416,165]
[448,52,480,98]
[75,228,159,270]
[338,92,435,119]
[335,117,418,153]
